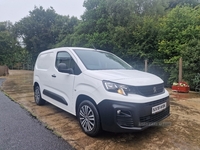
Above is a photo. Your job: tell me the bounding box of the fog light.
[117,110,121,114]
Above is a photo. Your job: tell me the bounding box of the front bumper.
[97,96,170,133]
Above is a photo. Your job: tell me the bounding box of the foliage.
[0,21,26,67]
[14,6,79,62]
[167,0,200,9]
[13,6,56,62]
[73,0,111,49]
[182,39,200,88]
[192,73,200,87]
[53,15,80,47]
[58,0,167,63]
[158,5,200,88]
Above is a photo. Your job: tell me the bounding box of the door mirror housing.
[58,63,74,74]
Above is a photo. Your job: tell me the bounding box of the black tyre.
[78,100,101,137]
[34,85,45,105]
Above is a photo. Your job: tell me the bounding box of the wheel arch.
[33,82,39,90]
[75,94,98,116]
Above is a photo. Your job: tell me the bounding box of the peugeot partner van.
[33,47,170,136]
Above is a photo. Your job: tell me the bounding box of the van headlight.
[103,81,131,96]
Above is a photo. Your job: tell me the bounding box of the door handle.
[52,74,56,78]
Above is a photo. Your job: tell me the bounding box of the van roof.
[39,47,96,54]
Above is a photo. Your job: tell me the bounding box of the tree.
[158,5,200,88]
[14,6,80,62]
[14,6,59,62]
[105,0,167,65]
[158,6,200,62]
[56,0,113,50]
[181,39,200,89]
[54,16,80,47]
[0,21,23,67]
[167,0,200,9]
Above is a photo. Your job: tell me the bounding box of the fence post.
[179,57,182,82]
[145,59,148,72]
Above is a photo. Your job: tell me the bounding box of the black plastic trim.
[43,89,68,105]
[97,96,170,133]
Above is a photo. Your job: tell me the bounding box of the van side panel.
[34,49,77,116]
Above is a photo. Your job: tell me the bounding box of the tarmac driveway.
[0,78,73,150]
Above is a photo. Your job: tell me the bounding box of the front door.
[47,51,77,113]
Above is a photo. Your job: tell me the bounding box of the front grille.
[146,97,168,106]
[139,107,170,125]
[136,83,164,97]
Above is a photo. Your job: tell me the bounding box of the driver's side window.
[56,51,74,70]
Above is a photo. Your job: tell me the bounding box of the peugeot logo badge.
[153,87,157,93]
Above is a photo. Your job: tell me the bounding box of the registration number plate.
[152,102,166,114]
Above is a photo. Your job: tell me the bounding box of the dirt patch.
[2,70,200,150]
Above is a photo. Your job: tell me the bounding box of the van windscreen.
[73,49,132,70]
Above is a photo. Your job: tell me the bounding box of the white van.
[33,47,170,136]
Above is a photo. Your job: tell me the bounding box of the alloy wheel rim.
[79,105,95,132]
[35,87,40,103]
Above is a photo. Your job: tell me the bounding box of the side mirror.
[58,63,74,74]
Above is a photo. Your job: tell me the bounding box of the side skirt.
[43,89,68,105]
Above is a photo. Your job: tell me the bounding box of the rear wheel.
[34,85,45,105]
[77,100,101,137]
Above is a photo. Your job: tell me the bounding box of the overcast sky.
[0,0,85,23]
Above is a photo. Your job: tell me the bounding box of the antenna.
[92,44,97,50]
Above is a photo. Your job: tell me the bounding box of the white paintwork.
[33,47,169,116]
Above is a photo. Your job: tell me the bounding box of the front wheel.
[34,85,45,105]
[77,100,101,137]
